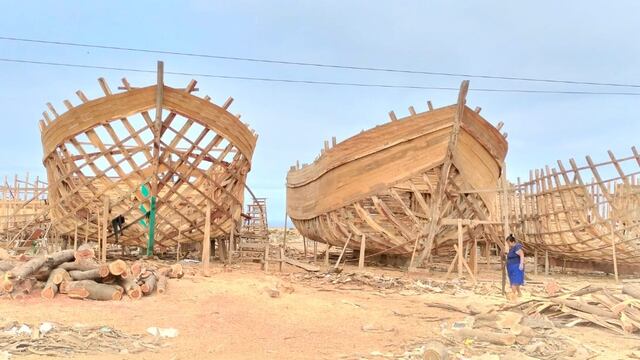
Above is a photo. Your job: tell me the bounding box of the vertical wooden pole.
[228,219,235,265]
[101,197,109,262]
[313,240,317,263]
[544,250,549,275]
[470,232,477,276]
[202,200,211,274]
[324,243,330,266]
[303,236,307,258]
[534,248,538,276]
[457,219,463,278]
[73,223,78,251]
[84,214,89,244]
[264,243,269,272]
[358,234,366,270]
[485,240,490,265]
[279,247,284,272]
[610,221,619,282]
[282,213,288,248]
[500,164,510,295]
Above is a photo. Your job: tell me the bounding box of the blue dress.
[506,243,524,286]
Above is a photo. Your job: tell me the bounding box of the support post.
[324,243,330,266]
[610,221,619,282]
[313,240,317,263]
[334,233,353,269]
[544,250,549,275]
[303,236,307,258]
[283,213,288,248]
[534,249,538,276]
[101,197,109,262]
[457,219,463,278]
[500,163,510,295]
[279,246,284,272]
[358,234,366,270]
[146,196,157,256]
[202,200,211,274]
[73,223,78,251]
[470,231,477,276]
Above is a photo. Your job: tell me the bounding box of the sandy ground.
[0,238,638,359]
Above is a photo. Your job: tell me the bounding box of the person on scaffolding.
[505,234,525,299]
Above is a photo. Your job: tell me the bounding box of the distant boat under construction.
[286,81,508,266]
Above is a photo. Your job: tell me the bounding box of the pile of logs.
[0,245,184,301]
[511,283,640,335]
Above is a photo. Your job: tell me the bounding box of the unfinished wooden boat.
[40,62,256,252]
[286,81,508,265]
[513,147,640,274]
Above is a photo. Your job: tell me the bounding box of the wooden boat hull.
[515,147,640,267]
[287,82,507,259]
[40,74,256,249]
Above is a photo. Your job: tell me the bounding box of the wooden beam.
[202,199,211,275]
[415,80,469,266]
[334,233,353,269]
[358,234,366,269]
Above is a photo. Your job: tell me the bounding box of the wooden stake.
[202,200,211,274]
[358,234,366,270]
[470,231,477,276]
[303,236,307,258]
[279,247,284,272]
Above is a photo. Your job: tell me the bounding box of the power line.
[1,35,639,89]
[2,57,640,96]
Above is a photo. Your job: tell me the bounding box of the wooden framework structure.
[40,62,257,254]
[286,81,508,267]
[0,173,49,246]
[510,147,640,276]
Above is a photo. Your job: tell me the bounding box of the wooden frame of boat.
[40,61,257,259]
[510,147,640,277]
[286,81,508,268]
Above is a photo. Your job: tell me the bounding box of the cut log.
[130,261,143,278]
[41,271,59,300]
[7,257,48,281]
[108,260,128,276]
[51,268,71,285]
[454,328,516,346]
[423,340,448,360]
[118,276,142,300]
[0,260,15,272]
[58,259,100,272]
[140,273,158,294]
[69,268,107,281]
[66,280,123,301]
[45,250,76,268]
[623,284,640,300]
[74,244,95,261]
[157,274,168,295]
[170,263,184,278]
[33,266,53,282]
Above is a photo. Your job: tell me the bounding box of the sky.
[0,1,639,225]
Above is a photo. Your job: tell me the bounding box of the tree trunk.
[46,249,76,268]
[69,268,107,281]
[67,280,123,301]
[169,263,184,279]
[58,259,100,272]
[118,276,142,300]
[74,244,95,261]
[140,272,158,294]
[0,260,15,272]
[157,274,168,294]
[41,272,59,299]
[108,259,128,276]
[130,261,143,278]
[51,268,71,285]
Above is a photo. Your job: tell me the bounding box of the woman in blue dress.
[505,234,524,298]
